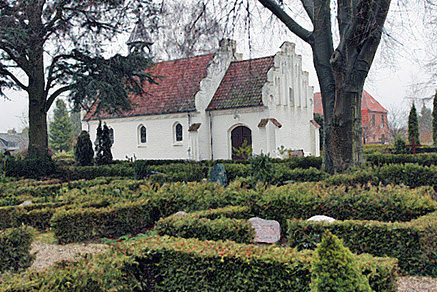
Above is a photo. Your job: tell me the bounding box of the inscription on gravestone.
[209,164,228,186]
[248,217,281,244]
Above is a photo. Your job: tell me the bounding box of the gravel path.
[29,241,108,272]
[28,241,437,291]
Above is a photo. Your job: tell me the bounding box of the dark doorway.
[231,126,252,160]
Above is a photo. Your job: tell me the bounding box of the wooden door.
[231,126,252,160]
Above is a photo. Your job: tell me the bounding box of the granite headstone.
[209,163,228,186]
[248,217,281,244]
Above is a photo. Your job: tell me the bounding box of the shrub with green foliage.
[376,163,437,188]
[408,103,420,145]
[366,153,437,167]
[310,231,373,292]
[74,131,94,166]
[0,226,35,273]
[287,216,435,275]
[155,206,255,243]
[134,160,149,179]
[3,157,56,179]
[249,153,274,184]
[393,136,408,154]
[50,200,154,243]
[94,122,113,166]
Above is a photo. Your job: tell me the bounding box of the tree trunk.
[27,40,49,159]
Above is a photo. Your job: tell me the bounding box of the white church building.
[82,22,319,161]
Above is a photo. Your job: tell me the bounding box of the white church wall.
[84,113,196,160]
[209,107,268,160]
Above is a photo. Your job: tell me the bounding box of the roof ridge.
[230,55,275,64]
[153,53,215,65]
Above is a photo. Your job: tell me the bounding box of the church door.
[231,126,252,160]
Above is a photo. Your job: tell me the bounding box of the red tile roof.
[207,56,274,111]
[313,90,388,115]
[84,54,215,120]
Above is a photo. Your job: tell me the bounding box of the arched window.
[175,123,183,142]
[139,125,147,143]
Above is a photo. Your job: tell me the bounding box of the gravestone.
[19,200,32,207]
[248,217,281,244]
[307,215,336,223]
[173,211,188,217]
[209,163,228,186]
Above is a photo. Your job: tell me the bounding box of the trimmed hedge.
[287,212,437,275]
[0,226,34,273]
[376,163,437,188]
[366,153,437,166]
[116,235,397,292]
[252,183,437,227]
[155,206,255,243]
[0,204,59,230]
[50,200,154,243]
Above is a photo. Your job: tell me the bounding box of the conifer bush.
[74,131,94,166]
[310,231,373,292]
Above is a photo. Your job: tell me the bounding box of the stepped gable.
[84,53,215,120]
[313,91,387,115]
[207,56,275,111]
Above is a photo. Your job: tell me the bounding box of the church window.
[381,115,384,126]
[175,123,183,142]
[372,114,375,127]
[289,87,294,106]
[139,125,147,144]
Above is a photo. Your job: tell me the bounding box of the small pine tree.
[310,231,373,292]
[74,131,94,166]
[95,122,113,165]
[408,103,420,145]
[49,99,73,152]
[433,91,437,145]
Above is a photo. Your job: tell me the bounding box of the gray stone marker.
[173,211,188,217]
[307,215,336,223]
[248,217,281,244]
[209,163,228,186]
[19,200,32,207]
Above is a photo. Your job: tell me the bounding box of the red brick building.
[313,91,389,144]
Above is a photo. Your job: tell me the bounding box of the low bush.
[252,183,437,227]
[310,231,372,292]
[1,250,136,291]
[155,215,255,244]
[0,204,59,230]
[366,153,437,166]
[155,206,255,243]
[3,158,56,179]
[0,226,35,273]
[376,163,437,188]
[116,235,397,292]
[51,200,154,243]
[287,213,437,275]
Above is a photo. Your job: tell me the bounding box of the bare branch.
[258,0,312,43]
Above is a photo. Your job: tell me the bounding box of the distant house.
[0,129,28,154]
[313,91,389,144]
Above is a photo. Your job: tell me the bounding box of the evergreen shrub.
[310,231,373,292]
[0,226,35,273]
[118,235,397,292]
[74,131,94,166]
[287,216,435,275]
[51,201,154,243]
[155,206,255,243]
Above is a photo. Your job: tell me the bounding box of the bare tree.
[151,1,224,60]
[387,105,407,141]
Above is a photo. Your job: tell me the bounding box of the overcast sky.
[0,1,435,133]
